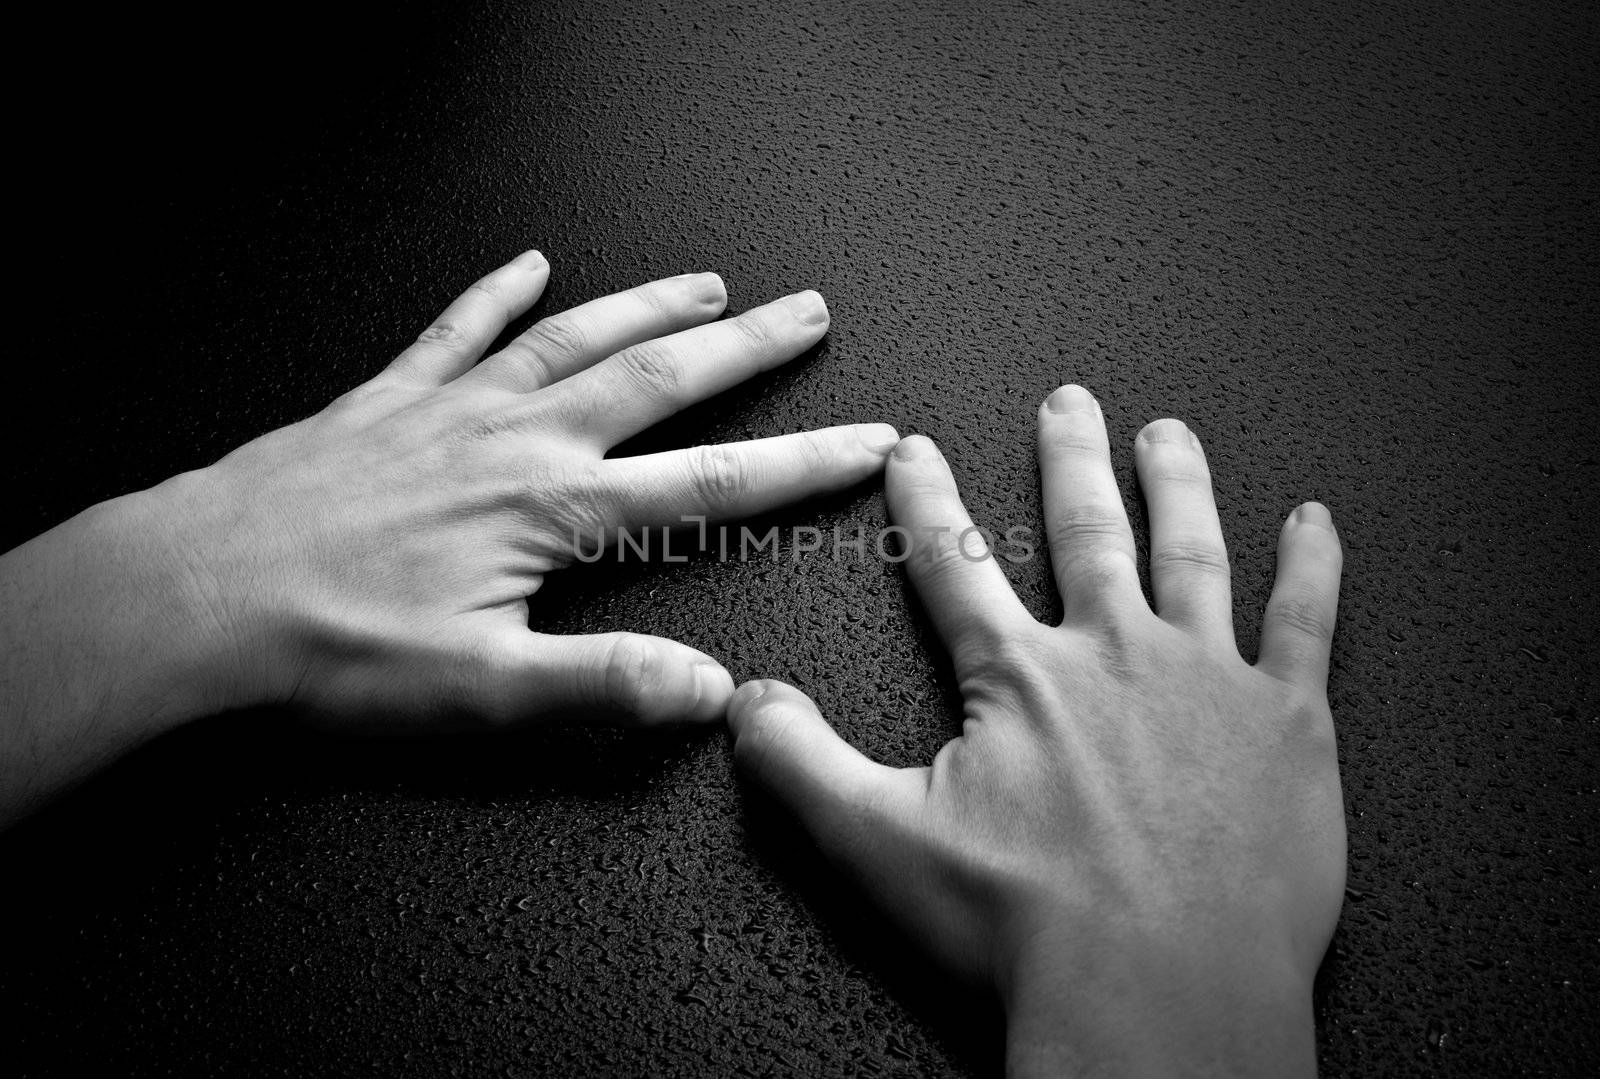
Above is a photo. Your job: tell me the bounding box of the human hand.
[2,250,897,759]
[727,386,1344,1076]
[157,251,905,729]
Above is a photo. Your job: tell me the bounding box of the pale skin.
[0,251,901,825]
[726,387,1345,1077]
[0,255,1345,1074]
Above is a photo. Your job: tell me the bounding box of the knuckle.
[1301,704,1339,758]
[731,309,779,351]
[688,443,751,511]
[327,379,398,416]
[522,314,589,361]
[600,635,658,711]
[1277,683,1338,751]
[453,635,521,726]
[467,275,506,300]
[1046,504,1129,552]
[633,279,681,316]
[1267,587,1335,642]
[790,431,833,474]
[1083,608,1164,672]
[1151,540,1231,578]
[1060,548,1135,600]
[526,463,613,548]
[416,320,470,350]
[1146,460,1211,486]
[907,526,969,576]
[616,342,685,401]
[448,399,523,443]
[547,502,611,564]
[731,709,785,782]
[957,629,1042,692]
[1041,425,1106,460]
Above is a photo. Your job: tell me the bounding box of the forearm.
[0,480,247,826]
[1001,929,1318,1078]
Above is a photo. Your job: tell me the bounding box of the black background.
[4,1,1597,1074]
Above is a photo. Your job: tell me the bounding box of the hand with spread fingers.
[0,251,897,825]
[727,385,1344,1077]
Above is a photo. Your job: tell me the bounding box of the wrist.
[999,920,1317,1078]
[84,472,278,722]
[0,480,276,823]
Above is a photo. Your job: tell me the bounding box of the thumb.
[726,679,906,835]
[498,630,736,726]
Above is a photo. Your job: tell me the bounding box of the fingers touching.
[886,436,1031,653]
[479,627,737,727]
[605,423,900,529]
[726,679,915,838]
[382,258,1344,724]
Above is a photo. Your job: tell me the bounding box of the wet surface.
[4,1,1597,1074]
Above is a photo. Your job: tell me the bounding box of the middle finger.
[1038,384,1143,624]
[536,290,831,450]
[463,271,729,394]
[1134,418,1235,644]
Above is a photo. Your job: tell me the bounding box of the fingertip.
[675,270,727,307]
[1138,417,1191,446]
[691,661,737,721]
[600,636,732,727]
[891,432,939,461]
[857,423,902,456]
[1294,501,1336,530]
[1043,383,1097,415]
[516,249,548,271]
[727,679,773,725]
[729,677,809,718]
[782,289,830,326]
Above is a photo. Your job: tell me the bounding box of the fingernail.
[520,249,547,268]
[1295,502,1334,529]
[783,290,829,325]
[892,434,935,460]
[858,423,901,454]
[1141,418,1188,444]
[678,271,726,303]
[733,680,770,712]
[692,662,732,707]
[1045,384,1096,414]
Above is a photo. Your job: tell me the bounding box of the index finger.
[887,436,1031,657]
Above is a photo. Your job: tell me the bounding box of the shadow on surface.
[737,779,1006,1078]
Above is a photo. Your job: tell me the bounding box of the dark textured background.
[4,0,1597,1074]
